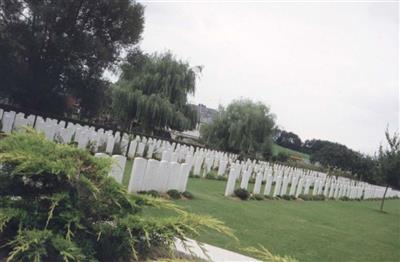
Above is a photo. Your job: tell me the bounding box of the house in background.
[171,104,218,142]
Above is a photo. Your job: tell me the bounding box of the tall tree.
[377,129,400,212]
[112,51,200,132]
[275,129,303,152]
[201,99,276,159]
[0,0,144,117]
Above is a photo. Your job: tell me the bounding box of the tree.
[112,51,200,132]
[306,139,373,180]
[200,99,276,159]
[0,0,144,117]
[376,129,400,212]
[275,129,303,152]
[0,130,233,260]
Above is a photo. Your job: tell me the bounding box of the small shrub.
[86,140,97,154]
[264,195,274,200]
[205,172,217,180]
[276,152,289,162]
[217,176,228,181]
[254,194,265,201]
[147,190,161,198]
[234,188,250,200]
[313,194,326,201]
[53,133,64,143]
[249,177,256,184]
[299,194,311,201]
[339,196,350,201]
[281,195,295,200]
[167,189,181,199]
[182,191,194,199]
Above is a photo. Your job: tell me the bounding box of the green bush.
[147,190,161,198]
[281,195,295,200]
[299,194,325,201]
[182,191,194,199]
[85,140,97,154]
[298,194,311,201]
[313,194,326,201]
[253,194,265,201]
[167,189,181,200]
[217,176,228,181]
[234,188,250,200]
[276,152,289,162]
[138,190,161,198]
[0,130,235,261]
[205,172,217,180]
[339,196,350,201]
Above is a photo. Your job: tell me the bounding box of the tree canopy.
[0,0,144,117]
[112,51,200,132]
[201,99,276,159]
[376,129,400,189]
[274,129,303,152]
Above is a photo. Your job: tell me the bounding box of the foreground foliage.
[0,130,234,261]
[243,245,299,262]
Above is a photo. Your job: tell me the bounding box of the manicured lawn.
[134,176,400,262]
[272,143,310,161]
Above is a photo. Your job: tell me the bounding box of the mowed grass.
[121,161,399,262]
[272,143,310,161]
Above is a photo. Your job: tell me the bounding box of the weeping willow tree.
[201,99,276,159]
[112,51,200,132]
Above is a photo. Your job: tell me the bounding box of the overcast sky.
[136,1,399,155]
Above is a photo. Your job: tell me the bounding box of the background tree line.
[273,128,399,189]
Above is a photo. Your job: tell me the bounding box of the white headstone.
[128,157,147,193]
[128,140,138,159]
[224,168,237,196]
[264,174,273,196]
[167,162,181,190]
[142,159,160,191]
[178,163,191,192]
[273,176,282,197]
[109,155,126,184]
[253,172,263,194]
[136,142,145,157]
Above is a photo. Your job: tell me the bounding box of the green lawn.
[272,143,310,161]
[130,175,400,262]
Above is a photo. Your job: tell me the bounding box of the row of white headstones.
[1,109,399,199]
[0,109,236,193]
[224,161,400,199]
[94,154,191,193]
